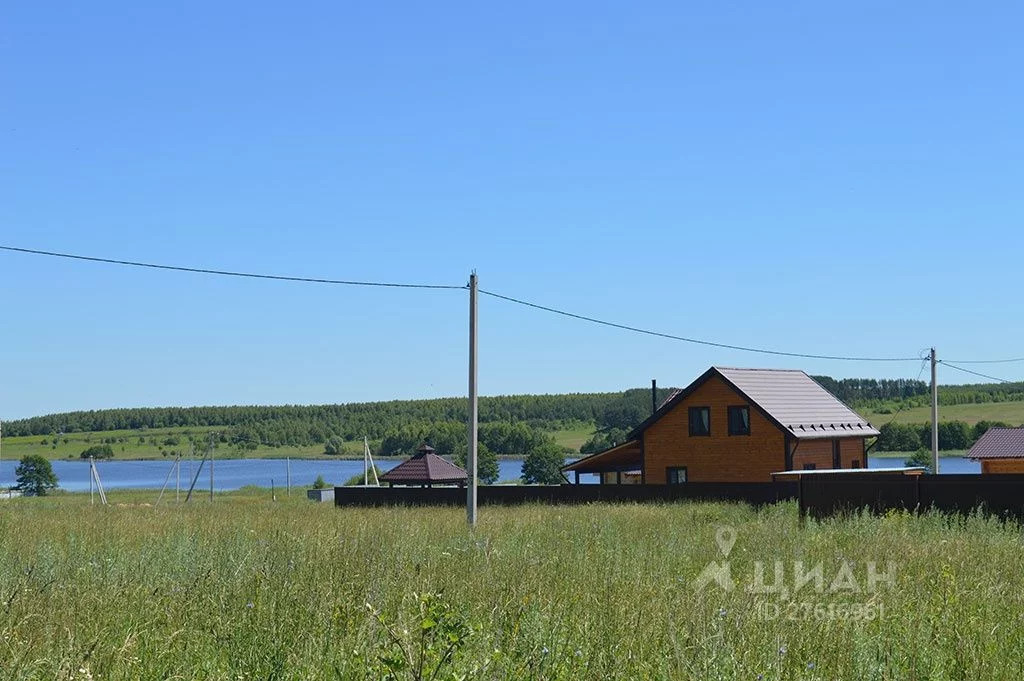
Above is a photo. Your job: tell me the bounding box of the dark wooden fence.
[334,483,797,508]
[334,475,1024,521]
[798,474,1024,520]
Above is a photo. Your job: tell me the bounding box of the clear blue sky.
[2,2,1022,420]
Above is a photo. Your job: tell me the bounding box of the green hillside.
[4,376,1023,462]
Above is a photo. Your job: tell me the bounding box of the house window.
[688,407,710,436]
[803,463,817,470]
[727,406,750,436]
[667,467,687,484]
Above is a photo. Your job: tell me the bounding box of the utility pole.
[467,271,478,526]
[287,457,291,496]
[931,348,939,474]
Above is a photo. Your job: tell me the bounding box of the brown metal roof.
[716,367,880,440]
[629,367,879,441]
[379,450,468,484]
[967,428,1024,460]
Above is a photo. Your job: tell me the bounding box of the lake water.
[0,455,981,492]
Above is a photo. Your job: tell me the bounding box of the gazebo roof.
[380,445,468,484]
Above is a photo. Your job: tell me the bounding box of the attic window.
[688,407,710,436]
[728,406,750,436]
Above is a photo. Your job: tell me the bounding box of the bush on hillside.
[80,444,114,460]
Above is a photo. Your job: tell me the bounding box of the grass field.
[862,401,1024,427]
[1,492,1022,679]
[2,424,597,463]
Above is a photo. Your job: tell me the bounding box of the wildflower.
[246,601,254,609]
[718,608,727,618]
[807,662,816,670]
[542,646,549,655]
[778,646,787,656]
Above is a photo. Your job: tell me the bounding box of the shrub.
[80,444,114,460]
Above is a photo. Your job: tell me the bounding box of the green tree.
[15,455,58,496]
[312,474,328,489]
[905,447,933,473]
[80,444,114,460]
[521,443,568,484]
[453,442,499,484]
[324,436,344,456]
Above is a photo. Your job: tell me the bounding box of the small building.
[966,427,1024,474]
[379,444,468,487]
[563,367,880,484]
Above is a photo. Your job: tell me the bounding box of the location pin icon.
[715,526,737,557]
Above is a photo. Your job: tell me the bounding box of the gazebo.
[379,444,468,488]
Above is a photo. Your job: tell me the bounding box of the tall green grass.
[0,494,1022,679]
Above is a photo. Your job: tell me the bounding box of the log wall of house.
[643,375,786,483]
[791,437,867,471]
[791,439,834,470]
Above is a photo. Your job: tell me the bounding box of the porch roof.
[562,440,642,474]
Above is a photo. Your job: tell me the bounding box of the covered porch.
[561,440,644,484]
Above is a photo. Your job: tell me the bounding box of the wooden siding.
[791,437,865,471]
[643,375,786,483]
[981,459,1024,474]
[840,438,866,468]
[791,439,833,471]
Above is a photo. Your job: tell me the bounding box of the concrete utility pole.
[931,348,939,474]
[287,457,291,496]
[467,271,479,526]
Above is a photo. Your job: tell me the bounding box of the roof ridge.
[715,366,805,373]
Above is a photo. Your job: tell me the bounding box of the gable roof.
[379,449,468,484]
[966,428,1024,460]
[629,367,879,441]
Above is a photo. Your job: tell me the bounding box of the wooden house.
[966,427,1024,474]
[563,367,880,483]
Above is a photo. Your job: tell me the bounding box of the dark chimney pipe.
[651,379,657,415]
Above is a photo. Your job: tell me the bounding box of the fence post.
[798,475,806,526]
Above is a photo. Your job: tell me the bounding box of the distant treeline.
[7,378,1024,455]
[3,388,675,455]
[812,376,1024,410]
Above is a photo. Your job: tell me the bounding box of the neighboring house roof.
[562,440,642,473]
[379,445,468,484]
[966,428,1024,460]
[629,366,880,441]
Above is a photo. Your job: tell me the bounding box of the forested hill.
[6,376,1022,448]
[2,389,677,442]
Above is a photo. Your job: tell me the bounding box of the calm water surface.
[0,455,979,492]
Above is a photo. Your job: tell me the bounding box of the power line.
[940,362,1019,384]
[0,245,466,290]
[479,289,921,362]
[943,356,1024,364]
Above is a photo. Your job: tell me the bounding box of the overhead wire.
[479,289,922,362]
[0,245,466,290]
[5,243,1023,366]
[940,362,1019,385]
